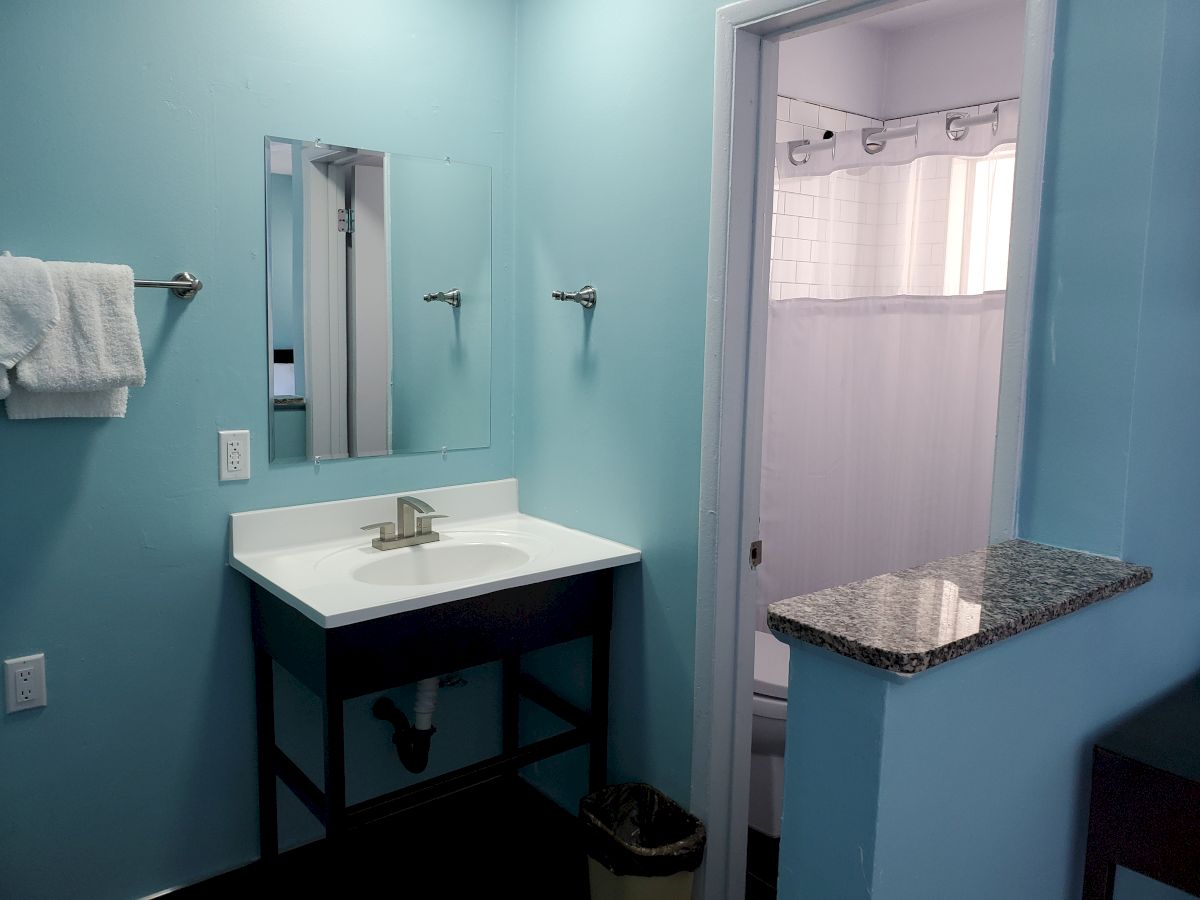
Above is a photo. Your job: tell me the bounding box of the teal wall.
[0,2,516,898]
[267,173,294,352]
[512,0,716,804]
[271,406,307,462]
[3,0,1199,898]
[389,156,493,453]
[1023,2,1200,894]
[1019,0,1163,557]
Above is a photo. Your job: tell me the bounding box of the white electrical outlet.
[218,429,251,481]
[5,653,47,713]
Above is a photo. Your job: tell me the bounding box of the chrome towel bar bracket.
[552,285,596,310]
[134,272,203,300]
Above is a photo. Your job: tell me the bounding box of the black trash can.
[579,783,707,899]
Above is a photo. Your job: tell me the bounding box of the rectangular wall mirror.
[265,137,492,463]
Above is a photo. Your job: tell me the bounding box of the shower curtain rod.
[786,106,1000,167]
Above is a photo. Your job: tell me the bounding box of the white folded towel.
[0,254,60,368]
[5,383,127,419]
[0,368,10,401]
[15,262,144,392]
[5,261,144,420]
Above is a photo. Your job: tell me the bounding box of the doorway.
[693,1,1058,898]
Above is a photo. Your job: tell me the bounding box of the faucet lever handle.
[361,522,397,539]
[412,511,447,536]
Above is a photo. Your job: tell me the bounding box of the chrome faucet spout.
[397,495,435,516]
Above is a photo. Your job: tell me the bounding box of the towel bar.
[134,272,203,300]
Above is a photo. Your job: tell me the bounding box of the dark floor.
[746,827,780,900]
[180,778,589,898]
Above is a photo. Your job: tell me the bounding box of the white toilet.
[750,630,790,838]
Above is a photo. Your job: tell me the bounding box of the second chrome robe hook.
[423,289,461,308]
[552,285,597,310]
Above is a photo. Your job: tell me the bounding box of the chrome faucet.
[361,496,447,550]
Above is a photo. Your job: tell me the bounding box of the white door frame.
[690,2,1058,898]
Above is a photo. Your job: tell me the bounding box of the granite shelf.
[767,539,1152,675]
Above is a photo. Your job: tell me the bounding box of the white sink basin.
[229,479,641,628]
[345,534,533,587]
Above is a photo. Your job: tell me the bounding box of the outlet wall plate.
[219,429,251,481]
[5,653,47,713]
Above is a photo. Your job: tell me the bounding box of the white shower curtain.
[758,103,1016,625]
[756,292,1005,625]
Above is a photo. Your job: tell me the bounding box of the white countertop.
[229,479,641,628]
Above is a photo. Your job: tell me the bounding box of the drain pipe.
[372,677,439,773]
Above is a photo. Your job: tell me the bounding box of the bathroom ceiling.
[861,0,1024,32]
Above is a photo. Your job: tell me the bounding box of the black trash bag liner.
[580,783,707,878]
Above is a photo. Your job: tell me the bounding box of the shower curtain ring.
[787,139,811,166]
[862,127,886,155]
[946,113,969,141]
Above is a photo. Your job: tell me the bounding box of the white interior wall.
[772,99,887,301]
[778,0,1025,119]
[881,3,1025,118]
[777,23,887,115]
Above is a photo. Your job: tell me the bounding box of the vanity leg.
[502,655,520,757]
[1080,853,1117,900]
[323,696,347,839]
[589,599,612,791]
[254,648,278,860]
[1080,750,1122,900]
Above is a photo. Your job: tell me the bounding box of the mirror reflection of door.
[265,138,493,463]
[347,160,390,458]
[300,143,389,460]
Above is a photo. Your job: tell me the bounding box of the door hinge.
[749,539,763,569]
[337,208,355,233]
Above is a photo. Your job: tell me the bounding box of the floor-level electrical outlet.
[218,429,251,481]
[5,653,47,713]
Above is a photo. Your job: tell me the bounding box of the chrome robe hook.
[423,289,461,308]
[552,285,597,310]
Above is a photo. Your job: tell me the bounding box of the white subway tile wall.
[772,98,882,300]
[771,99,994,301]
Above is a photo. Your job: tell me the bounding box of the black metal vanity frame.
[250,569,613,857]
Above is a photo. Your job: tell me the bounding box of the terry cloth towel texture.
[0,253,60,368]
[7,262,144,419]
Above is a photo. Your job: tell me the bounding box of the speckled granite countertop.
[767,540,1151,675]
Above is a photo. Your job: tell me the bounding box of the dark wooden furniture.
[1082,679,1200,899]
[250,569,613,858]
